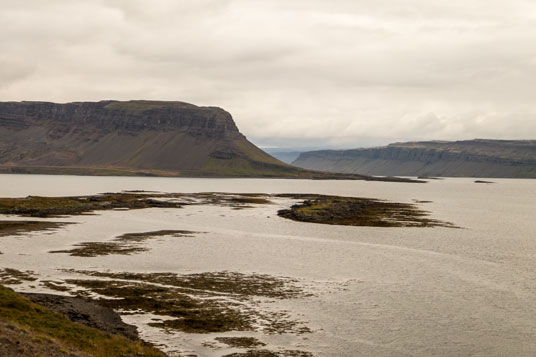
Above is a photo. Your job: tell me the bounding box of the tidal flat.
[1,175,535,356]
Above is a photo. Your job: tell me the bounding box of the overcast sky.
[1,0,536,148]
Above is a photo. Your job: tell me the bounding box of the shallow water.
[1,174,536,356]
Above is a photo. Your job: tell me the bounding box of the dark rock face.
[0,100,240,138]
[0,100,293,177]
[293,140,536,178]
[22,293,139,340]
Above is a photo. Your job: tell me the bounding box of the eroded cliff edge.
[0,100,300,177]
[293,139,536,178]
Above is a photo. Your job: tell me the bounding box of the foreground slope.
[0,285,165,356]
[0,100,304,177]
[293,139,536,178]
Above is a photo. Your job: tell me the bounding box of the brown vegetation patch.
[65,270,306,299]
[51,242,148,257]
[223,350,314,357]
[0,268,37,285]
[40,280,71,292]
[62,270,311,335]
[228,197,273,205]
[182,192,273,209]
[277,194,457,228]
[64,278,256,333]
[0,192,276,219]
[50,230,196,257]
[215,337,266,348]
[116,230,195,242]
[0,220,70,236]
[0,193,183,218]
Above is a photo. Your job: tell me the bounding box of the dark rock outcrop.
[293,139,536,178]
[22,293,139,340]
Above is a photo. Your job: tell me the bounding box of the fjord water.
[1,174,536,356]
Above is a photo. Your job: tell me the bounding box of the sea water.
[1,174,535,356]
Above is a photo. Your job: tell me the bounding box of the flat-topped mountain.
[0,100,414,181]
[0,100,303,177]
[293,139,536,178]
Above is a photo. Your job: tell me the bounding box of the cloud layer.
[1,0,536,148]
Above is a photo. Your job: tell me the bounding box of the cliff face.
[0,100,295,177]
[293,140,536,178]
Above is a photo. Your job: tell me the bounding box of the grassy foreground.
[0,285,166,357]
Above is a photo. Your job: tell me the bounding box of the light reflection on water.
[1,174,536,356]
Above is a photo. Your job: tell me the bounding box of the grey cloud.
[0,57,35,88]
[0,0,535,148]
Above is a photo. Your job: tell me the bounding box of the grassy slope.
[198,137,311,177]
[0,285,165,357]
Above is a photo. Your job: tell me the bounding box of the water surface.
[1,174,535,356]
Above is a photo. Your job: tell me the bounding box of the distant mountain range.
[0,100,412,181]
[262,149,303,164]
[293,139,536,178]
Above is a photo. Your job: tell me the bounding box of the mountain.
[0,100,415,181]
[0,100,308,177]
[262,149,303,164]
[293,139,536,178]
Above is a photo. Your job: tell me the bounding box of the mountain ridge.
[293,139,536,178]
[0,100,297,177]
[0,100,416,181]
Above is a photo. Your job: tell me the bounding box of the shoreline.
[0,165,422,183]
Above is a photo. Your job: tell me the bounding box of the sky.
[1,0,536,149]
